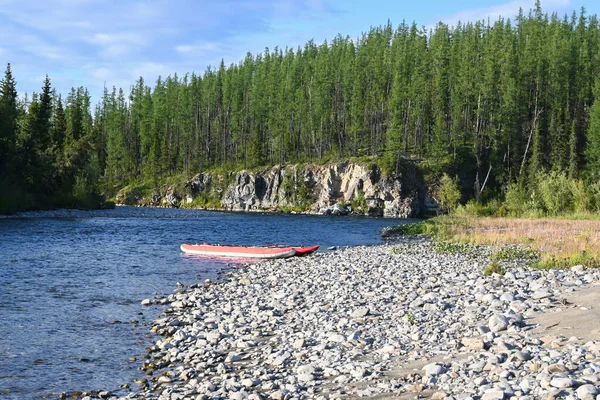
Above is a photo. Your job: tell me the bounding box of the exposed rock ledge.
[116,161,440,218]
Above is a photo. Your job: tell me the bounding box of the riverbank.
[382,216,600,269]
[114,237,600,400]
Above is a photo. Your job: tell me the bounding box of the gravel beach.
[110,237,600,400]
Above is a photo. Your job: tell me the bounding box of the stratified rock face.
[220,162,426,217]
[115,161,439,218]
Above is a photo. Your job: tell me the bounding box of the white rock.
[422,363,446,377]
[481,390,505,400]
[352,306,370,318]
[488,314,509,333]
[571,264,585,274]
[576,384,598,398]
[532,289,553,300]
[550,377,575,388]
[297,373,315,383]
[296,365,316,375]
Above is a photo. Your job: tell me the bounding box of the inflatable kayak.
[181,243,297,259]
[180,243,320,259]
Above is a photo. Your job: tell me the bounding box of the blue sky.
[0,0,597,103]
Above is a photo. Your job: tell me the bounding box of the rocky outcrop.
[115,161,440,218]
[220,161,429,218]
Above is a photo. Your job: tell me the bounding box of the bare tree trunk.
[519,94,541,176]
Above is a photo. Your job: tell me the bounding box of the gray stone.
[532,289,553,300]
[488,314,509,333]
[352,306,370,319]
[576,384,598,398]
[297,373,315,383]
[550,377,575,388]
[481,390,505,400]
[422,363,446,377]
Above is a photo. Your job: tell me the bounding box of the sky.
[0,0,598,103]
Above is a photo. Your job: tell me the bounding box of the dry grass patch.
[441,217,600,268]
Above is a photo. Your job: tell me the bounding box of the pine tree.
[0,63,18,178]
[586,74,600,176]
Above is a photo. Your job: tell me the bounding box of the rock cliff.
[115,161,439,218]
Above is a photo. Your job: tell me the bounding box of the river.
[0,206,414,399]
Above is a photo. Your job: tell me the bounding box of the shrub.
[504,182,530,216]
[483,261,505,276]
[492,246,540,261]
[455,199,502,217]
[570,179,589,213]
[351,190,366,212]
[437,173,461,213]
[537,171,573,215]
[589,182,600,212]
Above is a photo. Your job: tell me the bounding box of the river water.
[0,207,413,399]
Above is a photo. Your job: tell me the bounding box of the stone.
[481,390,505,400]
[550,377,575,388]
[206,331,222,343]
[297,373,315,383]
[423,363,446,377]
[532,289,553,300]
[462,337,485,351]
[296,365,316,375]
[157,376,172,384]
[488,314,509,333]
[352,306,370,319]
[576,384,598,398]
[571,264,585,274]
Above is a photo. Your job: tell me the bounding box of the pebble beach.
[104,237,600,400]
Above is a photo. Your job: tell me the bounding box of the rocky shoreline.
[116,162,441,218]
[107,238,600,400]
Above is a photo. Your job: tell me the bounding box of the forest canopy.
[1,1,600,213]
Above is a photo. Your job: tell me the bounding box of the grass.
[483,261,506,276]
[387,215,600,269]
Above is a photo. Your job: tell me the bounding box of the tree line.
[2,1,600,212]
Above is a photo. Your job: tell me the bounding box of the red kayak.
[180,243,319,259]
[292,245,320,256]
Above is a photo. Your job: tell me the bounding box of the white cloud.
[88,32,146,46]
[92,67,112,80]
[175,41,221,55]
[131,62,170,81]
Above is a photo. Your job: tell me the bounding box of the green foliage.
[534,252,600,269]
[502,172,600,217]
[72,174,102,208]
[183,193,222,209]
[119,182,153,205]
[586,75,600,174]
[382,220,434,237]
[6,3,600,213]
[455,199,504,217]
[570,179,589,213]
[403,313,417,325]
[0,178,35,214]
[492,246,540,261]
[351,190,366,213]
[433,240,478,255]
[483,261,506,276]
[437,173,461,212]
[537,170,573,215]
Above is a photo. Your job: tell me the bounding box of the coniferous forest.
[2,2,600,213]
